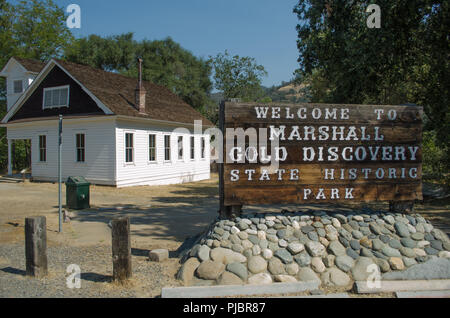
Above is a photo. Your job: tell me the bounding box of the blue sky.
[53,0,300,87]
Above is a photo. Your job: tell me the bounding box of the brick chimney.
[135,58,146,113]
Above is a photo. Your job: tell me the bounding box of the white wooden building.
[0,57,213,187]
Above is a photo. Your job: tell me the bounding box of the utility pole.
[58,115,63,233]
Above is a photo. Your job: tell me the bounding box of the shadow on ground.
[71,198,218,243]
[1,267,26,276]
[81,272,111,283]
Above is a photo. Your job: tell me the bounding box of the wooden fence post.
[111,217,132,282]
[25,216,48,278]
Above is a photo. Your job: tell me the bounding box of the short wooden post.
[25,216,48,278]
[111,217,132,282]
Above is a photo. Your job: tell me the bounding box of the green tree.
[209,50,268,101]
[64,33,136,72]
[65,35,213,114]
[0,0,73,172]
[294,0,450,182]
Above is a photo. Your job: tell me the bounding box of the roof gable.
[0,57,45,77]
[9,65,106,122]
[2,58,214,127]
[53,59,214,126]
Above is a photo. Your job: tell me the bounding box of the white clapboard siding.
[115,120,210,187]
[3,61,37,112]
[7,117,116,185]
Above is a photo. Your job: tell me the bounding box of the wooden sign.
[219,102,423,209]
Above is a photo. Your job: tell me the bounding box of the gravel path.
[0,243,182,298]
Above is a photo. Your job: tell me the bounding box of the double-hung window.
[178,136,184,160]
[43,85,69,109]
[201,137,206,159]
[76,134,85,162]
[190,136,195,160]
[39,135,46,162]
[164,135,171,161]
[13,80,23,94]
[149,134,156,162]
[125,133,134,163]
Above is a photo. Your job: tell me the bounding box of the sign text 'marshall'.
[222,102,423,205]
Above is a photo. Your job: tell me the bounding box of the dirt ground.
[0,174,449,297]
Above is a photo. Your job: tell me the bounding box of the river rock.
[275,248,294,264]
[294,252,312,267]
[226,262,248,281]
[268,257,285,275]
[328,240,347,256]
[287,242,304,254]
[248,273,272,285]
[248,256,267,274]
[297,267,321,284]
[177,257,200,285]
[196,260,225,280]
[217,272,244,285]
[210,247,247,264]
[321,268,351,287]
[389,257,405,270]
[306,241,326,257]
[394,222,410,237]
[352,257,377,281]
[311,257,326,273]
[335,255,355,272]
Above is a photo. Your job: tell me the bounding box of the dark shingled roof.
[9,57,214,126]
[54,59,214,126]
[13,57,46,73]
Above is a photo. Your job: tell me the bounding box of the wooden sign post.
[219,102,423,217]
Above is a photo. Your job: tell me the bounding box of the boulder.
[196,260,225,280]
[149,249,169,262]
[217,271,244,285]
[210,247,247,264]
[321,268,351,287]
[247,256,267,274]
[248,273,273,285]
[177,257,200,285]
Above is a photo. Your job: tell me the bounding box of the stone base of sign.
[176,209,450,290]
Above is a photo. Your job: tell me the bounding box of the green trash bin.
[66,176,90,210]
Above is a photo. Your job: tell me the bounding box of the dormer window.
[43,85,69,109]
[13,80,23,93]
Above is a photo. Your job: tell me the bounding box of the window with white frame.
[39,135,46,162]
[164,135,171,161]
[201,137,206,159]
[178,136,184,160]
[76,134,85,162]
[125,133,134,163]
[13,80,23,94]
[149,134,156,162]
[43,85,69,109]
[190,136,195,160]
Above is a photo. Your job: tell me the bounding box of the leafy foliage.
[65,35,214,114]
[0,0,73,172]
[294,0,450,183]
[209,50,268,101]
[422,131,449,183]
